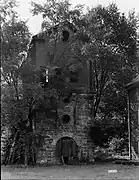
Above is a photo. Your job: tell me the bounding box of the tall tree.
[1,0,36,165]
[31,1,138,123]
[77,4,138,119]
[82,5,138,146]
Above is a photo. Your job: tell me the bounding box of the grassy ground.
[1,163,139,180]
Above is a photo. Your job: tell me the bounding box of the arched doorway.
[56,137,78,165]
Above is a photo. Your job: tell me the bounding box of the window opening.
[40,68,49,87]
[55,67,62,75]
[70,71,78,83]
[62,114,70,124]
[62,30,69,41]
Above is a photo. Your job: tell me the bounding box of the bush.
[88,126,107,147]
[94,146,109,161]
[108,137,125,154]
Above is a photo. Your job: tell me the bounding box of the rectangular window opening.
[40,67,49,86]
[70,71,78,83]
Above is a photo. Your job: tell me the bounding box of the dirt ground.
[1,163,139,180]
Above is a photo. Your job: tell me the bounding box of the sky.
[16,0,139,35]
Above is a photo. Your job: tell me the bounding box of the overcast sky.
[16,0,139,35]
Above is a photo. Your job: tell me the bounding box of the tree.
[81,4,138,118]
[1,0,37,165]
[1,0,30,100]
[31,0,84,30]
[31,1,138,145]
[84,5,138,148]
[1,0,31,124]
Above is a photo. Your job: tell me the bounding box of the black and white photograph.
[1,0,139,179]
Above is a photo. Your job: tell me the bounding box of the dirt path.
[1,163,139,179]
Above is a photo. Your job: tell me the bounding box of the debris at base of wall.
[108,170,117,173]
[40,159,47,164]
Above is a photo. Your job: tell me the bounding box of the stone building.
[21,22,94,165]
[126,75,139,160]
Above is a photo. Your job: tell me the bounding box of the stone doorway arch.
[56,137,78,165]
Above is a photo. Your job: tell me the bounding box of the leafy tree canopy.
[31,0,138,122]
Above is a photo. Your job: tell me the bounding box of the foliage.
[31,0,84,30]
[94,146,109,160]
[0,0,18,24]
[82,4,138,118]
[89,123,128,146]
[88,126,105,146]
[1,0,37,165]
[1,0,139,165]
[1,80,47,165]
[108,137,125,153]
[31,1,138,113]
[1,0,31,124]
[81,5,138,151]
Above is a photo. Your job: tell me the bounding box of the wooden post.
[127,95,132,160]
[88,59,92,92]
[88,58,94,126]
[8,131,18,164]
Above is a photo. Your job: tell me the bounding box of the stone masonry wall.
[36,93,94,164]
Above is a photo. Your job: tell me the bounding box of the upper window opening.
[62,114,71,124]
[62,30,69,41]
[70,71,78,83]
[40,68,49,87]
[55,67,62,75]
[63,97,70,103]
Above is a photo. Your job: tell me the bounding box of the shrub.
[94,146,109,161]
[108,137,125,154]
[88,126,107,147]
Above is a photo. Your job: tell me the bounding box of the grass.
[1,163,139,180]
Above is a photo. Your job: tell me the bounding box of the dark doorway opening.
[62,30,69,41]
[62,114,70,124]
[56,137,78,165]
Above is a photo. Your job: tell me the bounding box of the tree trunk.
[24,146,28,166]
[8,131,18,164]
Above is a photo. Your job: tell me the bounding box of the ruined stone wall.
[36,93,94,164]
